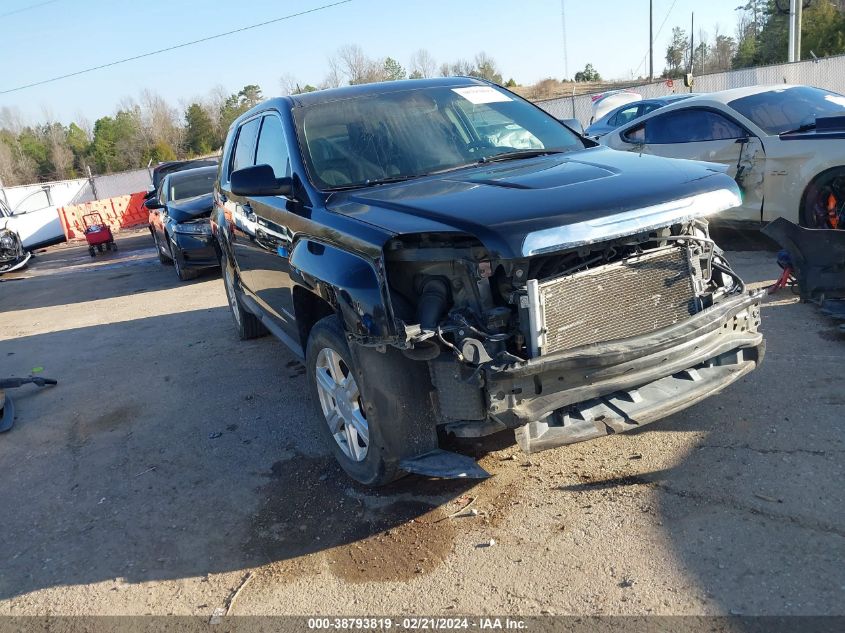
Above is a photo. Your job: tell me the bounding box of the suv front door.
[222,113,299,338]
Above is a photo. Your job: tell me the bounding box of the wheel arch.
[799,165,845,227]
[289,237,397,346]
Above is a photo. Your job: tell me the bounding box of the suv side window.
[230,118,262,176]
[626,109,746,144]
[255,115,291,178]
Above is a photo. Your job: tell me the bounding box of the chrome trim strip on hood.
[521,188,741,256]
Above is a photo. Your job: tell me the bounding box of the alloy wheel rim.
[314,347,369,462]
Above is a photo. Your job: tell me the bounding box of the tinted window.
[729,86,845,134]
[158,177,169,203]
[295,85,583,189]
[230,118,261,175]
[610,105,640,127]
[169,171,216,201]
[255,115,291,178]
[627,109,745,144]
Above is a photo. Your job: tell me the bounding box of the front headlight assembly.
[0,230,17,250]
[173,220,211,236]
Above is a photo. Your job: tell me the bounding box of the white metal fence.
[535,53,845,125]
[0,168,151,212]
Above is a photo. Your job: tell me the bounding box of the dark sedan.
[146,165,218,281]
[585,93,694,138]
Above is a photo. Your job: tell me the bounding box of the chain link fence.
[535,53,845,125]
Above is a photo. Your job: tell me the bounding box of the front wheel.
[152,229,171,264]
[169,235,200,281]
[306,315,400,486]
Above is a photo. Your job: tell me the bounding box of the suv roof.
[231,77,496,130]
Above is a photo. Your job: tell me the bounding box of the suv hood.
[326,146,740,259]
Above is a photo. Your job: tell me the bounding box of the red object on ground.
[768,266,795,294]
[82,213,114,247]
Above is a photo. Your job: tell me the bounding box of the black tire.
[221,252,267,340]
[306,315,404,486]
[97,244,104,253]
[169,234,200,282]
[88,246,95,258]
[151,229,171,264]
[801,169,845,228]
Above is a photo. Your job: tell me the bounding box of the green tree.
[91,110,144,173]
[664,27,689,77]
[184,103,216,155]
[238,84,263,108]
[471,52,503,83]
[383,57,406,81]
[574,63,601,82]
[17,128,51,179]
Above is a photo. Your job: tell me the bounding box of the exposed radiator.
[526,246,698,356]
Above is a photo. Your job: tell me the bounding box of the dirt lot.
[0,231,843,617]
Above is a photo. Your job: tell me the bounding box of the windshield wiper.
[780,122,817,135]
[323,174,419,191]
[361,175,419,187]
[478,149,566,163]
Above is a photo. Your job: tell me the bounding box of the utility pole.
[561,0,569,80]
[788,0,803,62]
[690,12,695,73]
[649,0,654,80]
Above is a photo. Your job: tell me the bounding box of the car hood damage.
[168,193,214,224]
[327,146,738,258]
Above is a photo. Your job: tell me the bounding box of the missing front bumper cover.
[489,291,764,453]
[514,345,762,453]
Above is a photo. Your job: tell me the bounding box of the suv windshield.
[729,86,845,135]
[294,85,584,190]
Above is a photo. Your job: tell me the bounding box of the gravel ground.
[0,231,843,617]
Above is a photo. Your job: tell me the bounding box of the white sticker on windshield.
[452,86,513,105]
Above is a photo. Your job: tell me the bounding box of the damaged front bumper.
[0,251,31,274]
[484,290,764,454]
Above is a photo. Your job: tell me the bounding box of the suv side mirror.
[231,164,292,197]
[559,118,585,136]
[144,198,164,210]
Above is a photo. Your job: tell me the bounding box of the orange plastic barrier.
[59,191,148,240]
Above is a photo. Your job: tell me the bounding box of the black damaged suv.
[212,77,764,486]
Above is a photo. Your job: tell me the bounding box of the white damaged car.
[0,189,66,273]
[601,85,845,228]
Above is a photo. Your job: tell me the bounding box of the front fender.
[289,239,397,342]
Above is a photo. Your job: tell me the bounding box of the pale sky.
[0,0,746,124]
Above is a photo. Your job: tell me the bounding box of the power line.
[633,0,679,78]
[0,0,61,19]
[0,0,352,95]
